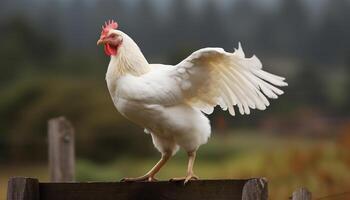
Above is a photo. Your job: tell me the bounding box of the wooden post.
[48,116,75,182]
[7,177,39,200]
[242,178,268,200]
[291,187,312,200]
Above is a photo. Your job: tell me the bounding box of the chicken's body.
[98,22,287,183]
[109,64,211,156]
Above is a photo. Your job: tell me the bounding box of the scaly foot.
[121,175,158,182]
[170,173,199,185]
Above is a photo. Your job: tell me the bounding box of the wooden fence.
[7,177,312,200]
[48,117,75,182]
[6,117,312,200]
[7,177,269,200]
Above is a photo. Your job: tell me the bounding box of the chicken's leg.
[121,153,170,182]
[170,151,198,184]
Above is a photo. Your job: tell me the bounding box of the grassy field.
[1,132,349,200]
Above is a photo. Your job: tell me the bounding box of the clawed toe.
[121,176,158,182]
[184,174,198,184]
[170,174,199,185]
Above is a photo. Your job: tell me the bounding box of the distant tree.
[167,0,195,46]
[0,0,11,18]
[164,0,199,63]
[198,0,228,48]
[131,0,160,57]
[229,0,263,42]
[0,18,58,83]
[60,0,91,50]
[313,0,350,64]
[274,0,310,58]
[94,0,125,25]
[342,59,350,114]
[291,64,328,108]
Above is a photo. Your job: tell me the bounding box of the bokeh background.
[1,0,350,199]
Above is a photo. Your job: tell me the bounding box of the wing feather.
[174,43,287,116]
[126,44,287,116]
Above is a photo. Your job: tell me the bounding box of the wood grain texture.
[7,177,39,200]
[242,178,268,200]
[39,179,251,200]
[292,187,312,200]
[48,117,75,182]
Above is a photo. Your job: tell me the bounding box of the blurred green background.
[0,0,349,199]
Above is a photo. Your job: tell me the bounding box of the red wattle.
[104,44,117,56]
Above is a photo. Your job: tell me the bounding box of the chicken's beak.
[97,38,105,45]
[97,35,108,45]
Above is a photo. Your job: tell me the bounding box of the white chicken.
[97,20,287,184]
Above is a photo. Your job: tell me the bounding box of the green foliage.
[0,18,59,84]
[73,133,350,200]
[1,132,349,200]
[0,75,155,162]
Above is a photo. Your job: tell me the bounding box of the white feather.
[105,35,287,156]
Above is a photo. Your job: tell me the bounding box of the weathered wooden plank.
[242,178,268,200]
[292,187,312,200]
[48,116,75,182]
[7,177,39,200]
[39,179,252,200]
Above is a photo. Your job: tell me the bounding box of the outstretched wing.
[171,43,288,116]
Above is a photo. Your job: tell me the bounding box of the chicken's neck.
[106,33,150,80]
[105,32,150,98]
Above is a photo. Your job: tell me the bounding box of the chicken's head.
[97,20,123,56]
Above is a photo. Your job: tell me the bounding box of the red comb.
[101,20,118,36]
